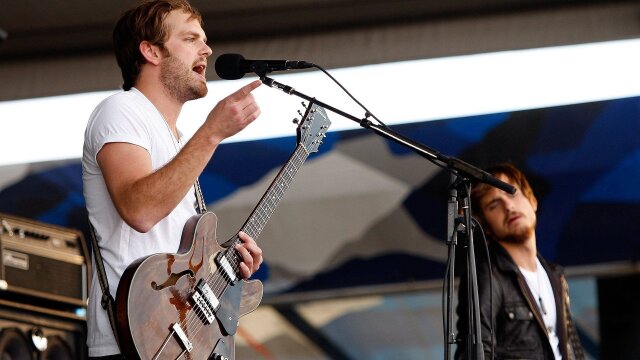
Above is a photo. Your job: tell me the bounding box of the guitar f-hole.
[151,269,195,291]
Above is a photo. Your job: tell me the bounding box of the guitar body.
[116,212,263,360]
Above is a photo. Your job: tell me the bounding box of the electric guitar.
[115,102,330,359]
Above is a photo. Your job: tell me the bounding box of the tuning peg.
[297,110,303,116]
[292,118,299,124]
[301,101,307,107]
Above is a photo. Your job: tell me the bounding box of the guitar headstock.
[296,102,331,153]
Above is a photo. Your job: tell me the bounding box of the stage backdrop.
[1,95,639,299]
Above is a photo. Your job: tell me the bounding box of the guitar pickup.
[215,252,238,284]
[192,279,219,324]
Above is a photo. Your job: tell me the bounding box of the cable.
[472,219,495,360]
[311,63,468,179]
[312,64,389,128]
[443,243,453,358]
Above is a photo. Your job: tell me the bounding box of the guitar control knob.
[211,353,228,360]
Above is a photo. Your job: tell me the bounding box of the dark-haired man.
[83,1,263,358]
[455,163,584,359]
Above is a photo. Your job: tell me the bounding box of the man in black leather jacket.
[455,163,585,360]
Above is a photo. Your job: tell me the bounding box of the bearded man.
[455,163,585,360]
[82,1,263,358]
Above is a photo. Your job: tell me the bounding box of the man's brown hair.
[113,0,203,90]
[470,163,537,226]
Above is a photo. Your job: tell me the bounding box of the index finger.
[229,80,262,101]
[237,231,255,245]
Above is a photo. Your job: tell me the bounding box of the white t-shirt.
[519,258,562,360]
[82,88,197,357]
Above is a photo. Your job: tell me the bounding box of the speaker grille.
[0,304,87,359]
[0,213,89,309]
[4,250,84,300]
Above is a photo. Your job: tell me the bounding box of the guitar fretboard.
[223,144,310,269]
[242,144,309,240]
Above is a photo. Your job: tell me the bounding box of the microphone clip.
[249,61,272,78]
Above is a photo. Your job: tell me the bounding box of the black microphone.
[215,53,314,80]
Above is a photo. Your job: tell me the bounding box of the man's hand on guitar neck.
[235,231,263,279]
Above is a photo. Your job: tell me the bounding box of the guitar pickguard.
[215,280,243,336]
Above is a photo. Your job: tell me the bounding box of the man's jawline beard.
[499,226,535,244]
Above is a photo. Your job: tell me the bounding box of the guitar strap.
[87,181,206,351]
[194,178,207,214]
[87,218,121,350]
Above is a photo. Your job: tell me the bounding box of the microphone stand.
[260,74,515,360]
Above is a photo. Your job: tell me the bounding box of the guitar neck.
[236,144,310,244]
[222,102,329,273]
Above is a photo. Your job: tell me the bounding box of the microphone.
[215,53,314,80]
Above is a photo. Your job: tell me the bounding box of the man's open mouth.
[193,65,206,75]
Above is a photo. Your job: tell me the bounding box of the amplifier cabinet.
[0,213,89,309]
[0,301,87,359]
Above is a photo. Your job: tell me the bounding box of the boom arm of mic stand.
[261,75,515,194]
[263,74,510,359]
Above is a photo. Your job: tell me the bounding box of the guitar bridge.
[171,323,193,353]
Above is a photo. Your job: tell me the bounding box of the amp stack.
[0,213,89,359]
